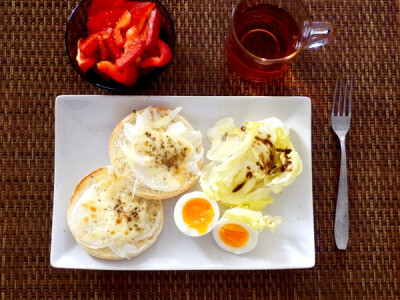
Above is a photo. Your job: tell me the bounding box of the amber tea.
[236,4,300,59]
[226,0,336,82]
[227,3,301,80]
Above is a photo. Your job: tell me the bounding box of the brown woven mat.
[1,0,399,298]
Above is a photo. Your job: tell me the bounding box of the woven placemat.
[1,0,399,298]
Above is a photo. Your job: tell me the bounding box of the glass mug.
[226,0,337,81]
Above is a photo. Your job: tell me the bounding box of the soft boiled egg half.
[174,191,220,237]
[213,218,259,255]
[212,207,282,255]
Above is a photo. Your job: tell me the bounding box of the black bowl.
[65,0,176,91]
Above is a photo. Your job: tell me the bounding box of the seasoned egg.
[174,191,220,237]
[213,218,259,254]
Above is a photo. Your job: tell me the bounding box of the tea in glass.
[234,4,300,60]
[226,0,337,81]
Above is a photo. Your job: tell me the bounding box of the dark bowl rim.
[65,0,176,91]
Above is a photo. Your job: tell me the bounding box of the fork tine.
[348,76,353,116]
[338,77,344,116]
[332,78,339,116]
[342,77,348,116]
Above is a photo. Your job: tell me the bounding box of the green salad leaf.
[200,117,302,210]
[223,207,282,232]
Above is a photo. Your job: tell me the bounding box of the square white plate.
[51,95,314,270]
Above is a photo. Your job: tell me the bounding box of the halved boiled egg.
[212,207,282,254]
[174,191,220,237]
[213,218,259,254]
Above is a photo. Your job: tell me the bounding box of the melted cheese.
[119,107,203,192]
[68,171,161,257]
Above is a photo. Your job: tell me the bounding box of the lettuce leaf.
[223,207,282,232]
[200,117,302,210]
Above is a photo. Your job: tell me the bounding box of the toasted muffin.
[67,166,164,260]
[109,107,204,200]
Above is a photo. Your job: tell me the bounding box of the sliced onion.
[130,177,139,197]
[151,107,182,128]
[109,245,130,259]
[79,240,111,250]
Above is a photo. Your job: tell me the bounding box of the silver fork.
[331,76,353,250]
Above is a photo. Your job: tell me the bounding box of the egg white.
[174,191,220,237]
[213,218,259,254]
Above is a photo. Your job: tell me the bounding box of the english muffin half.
[67,166,164,260]
[109,107,204,200]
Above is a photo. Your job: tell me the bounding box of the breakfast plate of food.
[51,95,314,270]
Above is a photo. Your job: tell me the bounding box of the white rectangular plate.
[51,95,314,270]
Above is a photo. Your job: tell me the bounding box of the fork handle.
[334,137,349,250]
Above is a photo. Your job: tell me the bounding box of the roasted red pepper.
[141,39,172,68]
[120,1,142,11]
[88,0,125,19]
[140,8,162,49]
[79,33,100,56]
[105,33,124,60]
[78,29,111,58]
[98,38,108,60]
[99,29,112,60]
[112,10,132,47]
[115,26,145,68]
[97,61,138,86]
[76,39,97,73]
[127,2,155,32]
[77,2,172,86]
[87,8,127,33]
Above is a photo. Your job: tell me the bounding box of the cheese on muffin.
[109,107,204,199]
[68,166,163,260]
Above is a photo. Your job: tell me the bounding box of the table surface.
[1,0,399,299]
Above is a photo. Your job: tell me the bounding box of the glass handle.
[306,21,337,49]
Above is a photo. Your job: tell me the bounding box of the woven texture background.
[1,0,399,299]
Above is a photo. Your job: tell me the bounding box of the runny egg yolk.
[182,198,215,234]
[218,223,249,248]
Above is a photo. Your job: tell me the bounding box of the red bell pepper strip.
[98,38,108,60]
[99,29,112,60]
[87,8,128,33]
[99,28,112,39]
[88,0,125,19]
[140,39,172,68]
[76,39,97,73]
[120,1,142,11]
[125,22,140,41]
[143,44,161,58]
[97,61,138,86]
[79,29,111,58]
[116,26,145,68]
[105,33,124,60]
[77,1,171,86]
[78,33,100,56]
[127,2,155,32]
[113,10,132,47]
[140,8,162,49]
[116,41,145,68]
